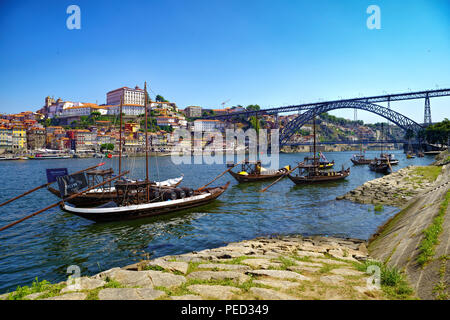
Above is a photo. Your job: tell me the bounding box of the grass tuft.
[417,191,449,266]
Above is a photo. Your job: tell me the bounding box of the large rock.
[170,295,203,300]
[96,269,153,287]
[145,260,189,274]
[98,288,165,300]
[61,277,106,293]
[187,285,241,300]
[187,271,250,284]
[252,279,301,289]
[249,287,297,300]
[197,263,251,271]
[241,259,283,269]
[319,275,345,285]
[330,268,364,276]
[247,270,310,281]
[43,292,87,300]
[146,270,186,288]
[296,251,324,258]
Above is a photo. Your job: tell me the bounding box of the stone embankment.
[368,163,450,300]
[1,235,389,300]
[337,166,439,206]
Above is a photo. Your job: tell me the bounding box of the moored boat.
[350,154,373,165]
[369,159,391,174]
[285,113,350,185]
[228,160,290,183]
[47,171,184,207]
[61,182,230,222]
[287,165,350,184]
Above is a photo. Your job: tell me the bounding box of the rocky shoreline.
[1,235,390,300]
[336,165,440,206]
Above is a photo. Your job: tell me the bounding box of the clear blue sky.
[0,0,449,124]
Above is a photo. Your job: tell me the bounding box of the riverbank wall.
[367,162,449,300]
[336,150,450,299]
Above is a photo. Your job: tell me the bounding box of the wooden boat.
[228,160,290,183]
[350,154,373,165]
[379,153,399,165]
[304,156,334,168]
[61,182,230,222]
[369,160,391,174]
[287,165,350,184]
[47,168,184,207]
[406,151,416,159]
[58,81,230,222]
[286,114,350,185]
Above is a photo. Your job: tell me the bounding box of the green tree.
[425,119,450,146]
[249,116,260,133]
[246,104,260,111]
[100,143,114,151]
[155,95,168,102]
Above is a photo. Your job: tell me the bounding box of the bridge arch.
[280,101,423,146]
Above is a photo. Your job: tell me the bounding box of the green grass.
[6,278,65,300]
[408,166,442,184]
[276,256,297,270]
[354,260,414,300]
[143,265,166,272]
[417,191,450,266]
[433,255,449,300]
[374,205,384,212]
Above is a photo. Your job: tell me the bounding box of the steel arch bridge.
[280,101,423,146]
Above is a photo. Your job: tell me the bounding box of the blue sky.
[0,0,449,123]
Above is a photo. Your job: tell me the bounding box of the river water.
[0,151,434,293]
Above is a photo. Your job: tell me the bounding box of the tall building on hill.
[107,86,145,106]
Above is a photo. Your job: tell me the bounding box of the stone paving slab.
[249,287,297,300]
[187,285,241,300]
[197,263,251,271]
[43,292,87,300]
[187,271,250,283]
[247,270,310,281]
[98,288,165,300]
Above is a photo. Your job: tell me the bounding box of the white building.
[58,104,108,118]
[193,119,225,132]
[106,86,145,106]
[107,104,145,116]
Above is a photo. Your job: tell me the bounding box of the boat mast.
[144,81,149,201]
[119,95,123,175]
[313,112,317,168]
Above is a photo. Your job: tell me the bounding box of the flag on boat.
[56,172,88,197]
[46,168,68,183]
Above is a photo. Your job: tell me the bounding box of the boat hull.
[350,159,372,165]
[61,183,230,222]
[228,170,287,183]
[48,177,183,207]
[369,163,390,174]
[287,169,350,184]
